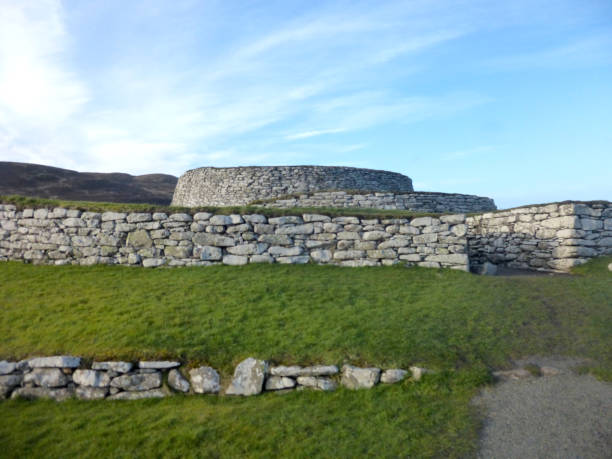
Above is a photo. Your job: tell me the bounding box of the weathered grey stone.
[101,212,127,221]
[92,361,133,373]
[269,246,303,257]
[0,360,16,375]
[11,387,74,401]
[269,216,303,225]
[227,243,265,256]
[362,231,389,241]
[28,356,81,368]
[270,366,303,377]
[409,366,429,381]
[276,255,310,264]
[380,369,408,384]
[169,213,192,222]
[196,245,222,261]
[24,368,69,387]
[142,258,166,268]
[76,386,108,400]
[189,366,220,394]
[127,213,152,223]
[110,372,162,391]
[250,254,274,263]
[341,365,381,389]
[108,389,166,400]
[223,255,248,265]
[139,361,180,370]
[193,233,235,247]
[209,215,233,225]
[168,369,190,392]
[552,246,597,258]
[276,224,314,235]
[333,250,365,260]
[0,374,23,388]
[296,376,337,391]
[225,357,268,396]
[126,230,152,249]
[265,376,296,390]
[298,365,339,376]
[303,214,331,223]
[72,369,111,387]
[310,249,332,263]
[164,246,192,259]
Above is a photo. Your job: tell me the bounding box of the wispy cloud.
[484,34,612,70]
[285,128,347,140]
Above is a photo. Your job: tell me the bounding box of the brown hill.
[0,162,177,205]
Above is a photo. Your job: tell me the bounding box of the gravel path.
[473,357,612,459]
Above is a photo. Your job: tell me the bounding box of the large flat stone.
[108,389,166,400]
[110,372,162,391]
[24,368,69,388]
[341,365,381,389]
[92,361,133,373]
[28,356,81,368]
[139,361,180,370]
[225,357,268,396]
[0,360,16,375]
[72,369,111,387]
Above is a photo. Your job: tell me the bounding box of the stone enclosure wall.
[0,355,427,401]
[257,190,496,213]
[467,202,612,272]
[171,166,414,207]
[0,205,470,270]
[1,201,610,273]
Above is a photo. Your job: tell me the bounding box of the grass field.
[0,257,611,457]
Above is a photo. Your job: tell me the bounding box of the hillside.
[0,162,177,205]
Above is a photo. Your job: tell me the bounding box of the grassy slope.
[0,258,610,458]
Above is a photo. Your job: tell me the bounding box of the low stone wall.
[171,166,414,207]
[467,202,612,272]
[0,205,470,270]
[256,190,496,213]
[0,356,427,401]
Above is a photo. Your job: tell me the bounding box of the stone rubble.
[0,355,434,401]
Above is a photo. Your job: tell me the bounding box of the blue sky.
[0,0,610,208]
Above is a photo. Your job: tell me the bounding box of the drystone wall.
[171,166,414,207]
[0,355,428,401]
[0,205,470,270]
[467,202,612,272]
[257,190,496,213]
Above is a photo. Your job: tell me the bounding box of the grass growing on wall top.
[0,194,438,218]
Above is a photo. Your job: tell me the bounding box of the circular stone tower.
[171,165,414,207]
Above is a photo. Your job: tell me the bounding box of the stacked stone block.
[171,166,414,207]
[0,205,470,271]
[0,356,428,401]
[257,190,496,213]
[467,202,612,272]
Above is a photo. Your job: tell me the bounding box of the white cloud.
[285,128,347,140]
[0,0,88,123]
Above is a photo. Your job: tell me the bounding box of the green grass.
[0,194,436,218]
[0,257,610,457]
[0,370,485,458]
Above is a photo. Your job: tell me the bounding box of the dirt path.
[473,357,612,459]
